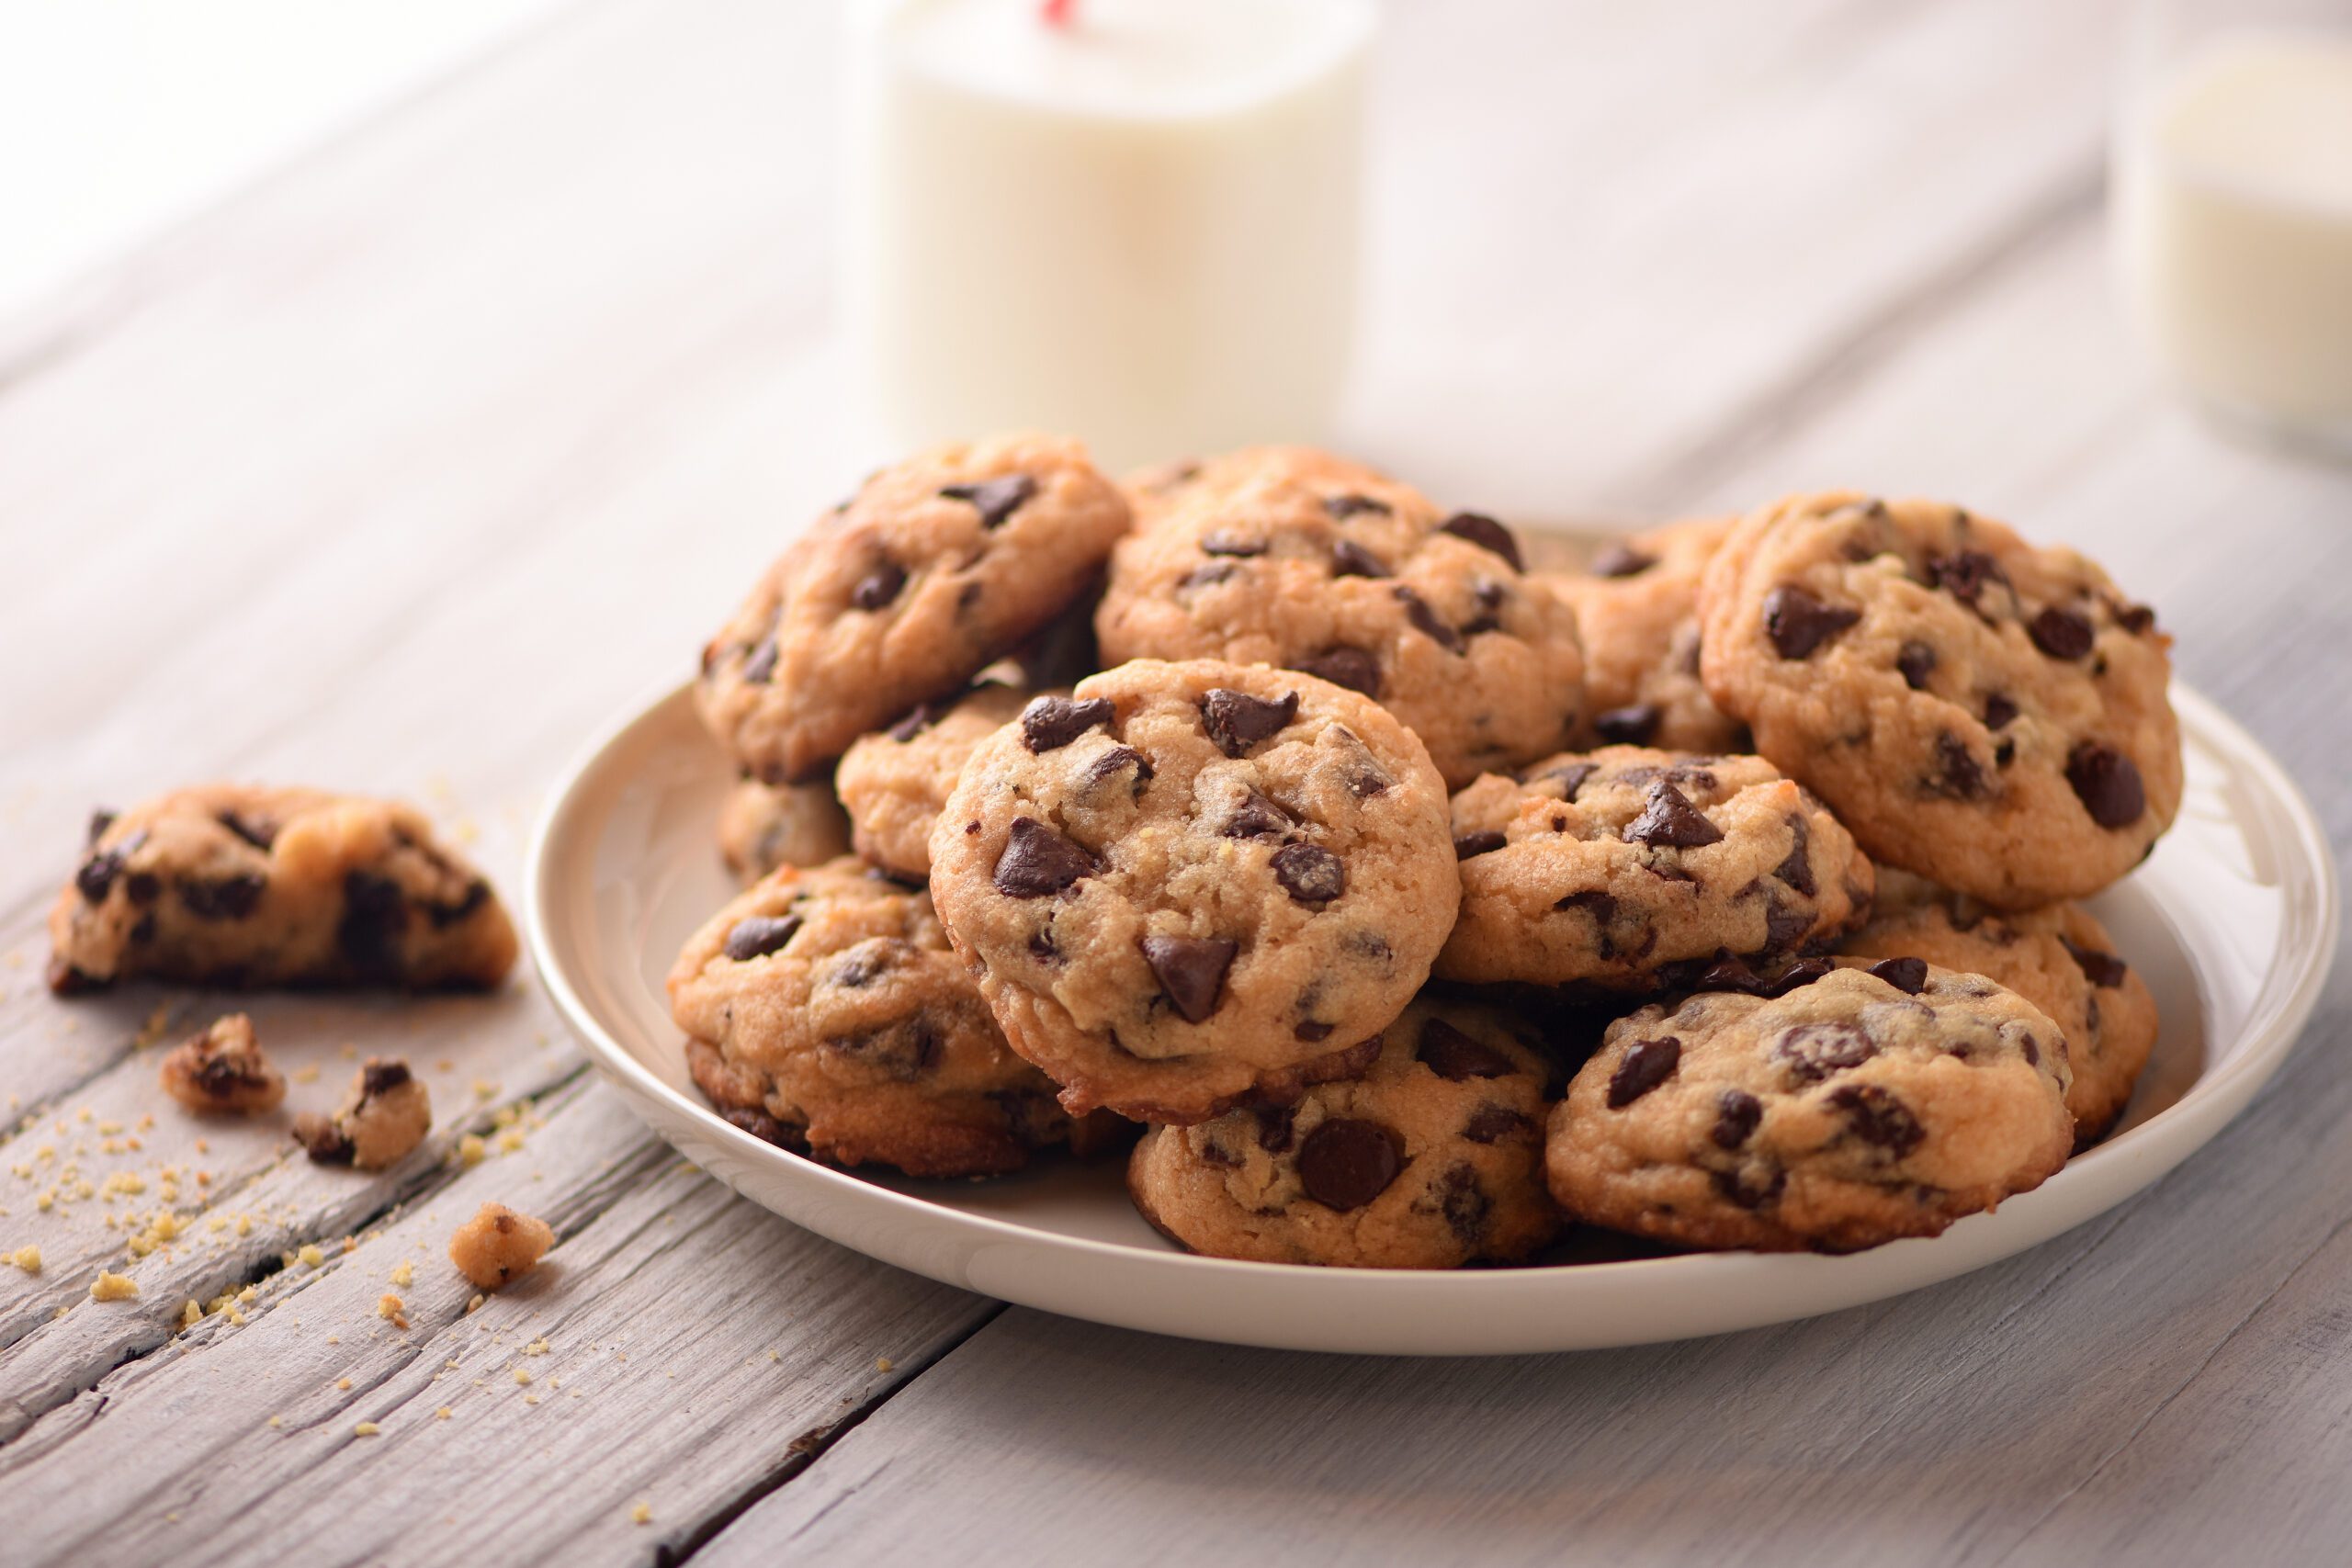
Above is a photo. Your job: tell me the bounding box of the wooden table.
[3,3,2346,1562]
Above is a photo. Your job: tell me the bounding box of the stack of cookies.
[673,437,2179,1262]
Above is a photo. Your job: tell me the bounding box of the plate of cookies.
[529,434,2336,1355]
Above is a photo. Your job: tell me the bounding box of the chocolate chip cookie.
[1698,491,2181,907]
[835,682,1037,880]
[718,777,854,885]
[49,785,516,994]
[1126,995,1559,1268]
[696,432,1130,783]
[1094,446,1585,789]
[1548,963,2073,1252]
[1546,516,1747,753]
[927,658,1460,1124]
[1439,747,1872,990]
[1840,871,2156,1147]
[671,857,1085,1178]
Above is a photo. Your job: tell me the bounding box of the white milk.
[2114,33,2352,448]
[842,0,1374,471]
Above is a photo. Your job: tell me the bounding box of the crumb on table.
[447,1201,555,1291]
[158,1014,287,1116]
[293,1058,431,1169]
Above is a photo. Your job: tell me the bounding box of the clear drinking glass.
[2112,0,2352,457]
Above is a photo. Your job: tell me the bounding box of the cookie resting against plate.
[49,784,515,994]
[1547,961,2075,1253]
[1698,491,2182,908]
[1128,993,1559,1269]
[926,658,1460,1125]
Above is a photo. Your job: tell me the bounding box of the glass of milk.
[841,0,1375,473]
[2113,0,2352,457]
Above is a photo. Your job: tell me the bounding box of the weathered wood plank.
[0,1079,998,1568]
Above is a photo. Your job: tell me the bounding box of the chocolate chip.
[75,852,121,904]
[219,811,277,851]
[86,810,116,846]
[1589,543,1656,578]
[1555,888,1617,927]
[828,1020,940,1080]
[852,561,906,611]
[828,949,891,987]
[1773,814,1815,896]
[939,474,1035,529]
[1983,693,2018,730]
[1463,1103,1536,1144]
[1763,584,1860,659]
[1020,694,1114,752]
[993,818,1097,898]
[337,871,408,979]
[427,880,491,930]
[1220,790,1293,840]
[1295,647,1381,697]
[1896,641,1937,690]
[1199,687,1299,757]
[1434,1162,1492,1245]
[1712,1089,1763,1149]
[1196,1135,1243,1169]
[1178,562,1238,592]
[1025,928,1060,965]
[1776,1021,1877,1082]
[1996,739,2017,768]
[2066,742,2145,828]
[2111,600,2157,634]
[1453,829,1507,859]
[1526,761,1598,801]
[1929,550,2008,610]
[2018,1032,2041,1066]
[1828,1083,1925,1156]
[360,1059,413,1097]
[1271,842,1347,905]
[1419,1018,1514,1080]
[1081,745,1154,796]
[182,874,266,921]
[1930,732,1989,799]
[1329,539,1390,579]
[1393,586,1464,652]
[1623,781,1724,849]
[1295,1118,1401,1209]
[1254,1104,1296,1154]
[1440,512,1523,570]
[293,1114,356,1166]
[1294,1020,1334,1043]
[1714,1163,1788,1211]
[1322,494,1390,520]
[1200,531,1265,557]
[2062,937,2129,988]
[723,913,802,961]
[1140,934,1237,1022]
[2030,605,2095,660]
[1867,956,1929,994]
[741,637,778,683]
[1762,893,1815,953]
[1607,1037,1681,1108]
[1594,704,1662,745]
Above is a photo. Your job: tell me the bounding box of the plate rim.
[525,674,2339,1337]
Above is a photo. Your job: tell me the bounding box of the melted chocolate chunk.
[1527,761,1599,801]
[1020,694,1114,752]
[852,561,907,611]
[1555,888,1618,937]
[1930,732,1989,799]
[1322,494,1391,521]
[939,473,1035,529]
[1436,1162,1491,1245]
[2029,605,2095,660]
[1295,647,1381,698]
[1983,693,2019,730]
[828,1020,939,1080]
[1764,584,1860,659]
[1774,814,1815,896]
[337,871,408,979]
[1199,687,1299,757]
[1607,1037,1681,1108]
[2061,937,2129,988]
[2066,742,2146,828]
[1463,1103,1536,1144]
[1712,1089,1763,1149]
[219,811,277,851]
[1295,1118,1401,1210]
[1254,1103,1297,1154]
[1623,781,1724,849]
[1200,530,1265,557]
[723,912,802,962]
[1594,704,1662,745]
[1896,641,1937,690]
[1394,586,1464,652]
[1453,829,1507,859]
[293,1115,356,1165]
[182,874,266,921]
[360,1059,413,1097]
[1589,543,1655,578]
[2111,600,2157,634]
[1294,1020,1335,1043]
[1329,539,1390,579]
[992,818,1097,897]
[75,852,121,905]
[1140,934,1238,1023]
[1440,512,1524,570]
[1221,790,1294,840]
[1775,1021,1877,1082]
[1929,550,2008,611]
[1179,562,1238,592]
[1828,1083,1925,1156]
[1271,842,1347,906]
[1866,955,1929,994]
[87,809,117,846]
[1419,1018,1514,1081]
[886,691,960,742]
[1082,746,1154,796]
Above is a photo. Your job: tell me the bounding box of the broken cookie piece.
[447,1201,555,1290]
[159,1013,286,1115]
[48,784,518,994]
[294,1058,432,1169]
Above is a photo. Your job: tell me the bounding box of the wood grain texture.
[2,0,2346,1562]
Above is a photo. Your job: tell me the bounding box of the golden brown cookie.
[1546,515,1747,752]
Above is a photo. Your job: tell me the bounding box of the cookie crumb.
[435,1406,453,1420]
[336,1377,353,1390]
[293,1059,431,1169]
[90,1270,138,1301]
[298,1243,325,1268]
[267,1415,283,1428]
[6,1244,39,1273]
[158,1014,286,1115]
[378,1293,409,1329]
[447,1202,554,1291]
[353,1421,380,1437]
[456,1134,487,1168]
[514,1368,531,1386]
[876,1357,894,1372]
[389,1259,414,1287]
[630,1502,652,1527]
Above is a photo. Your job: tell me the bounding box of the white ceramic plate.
[528,677,2335,1355]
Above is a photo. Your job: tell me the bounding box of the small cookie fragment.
[717,776,854,885]
[447,1201,555,1291]
[159,1013,287,1115]
[1127,996,1560,1268]
[293,1058,432,1169]
[1547,964,2073,1252]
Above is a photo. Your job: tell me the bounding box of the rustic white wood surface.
[0,1,2345,1563]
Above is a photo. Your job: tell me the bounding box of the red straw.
[1041,0,1076,26]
